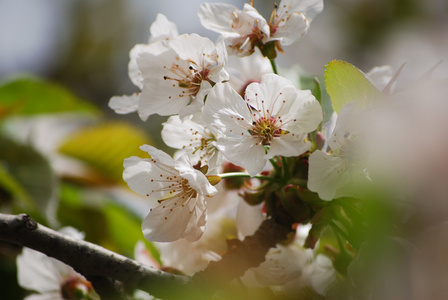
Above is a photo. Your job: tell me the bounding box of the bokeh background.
[1,0,448,112]
[1,0,448,298]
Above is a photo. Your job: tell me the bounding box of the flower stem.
[219,172,279,182]
[281,156,289,179]
[270,59,278,75]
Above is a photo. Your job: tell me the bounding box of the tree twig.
[0,213,191,299]
[0,213,293,299]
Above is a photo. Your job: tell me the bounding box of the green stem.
[270,59,278,75]
[281,156,288,179]
[219,172,279,183]
[330,221,350,242]
[269,158,281,175]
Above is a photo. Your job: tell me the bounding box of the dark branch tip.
[21,214,38,231]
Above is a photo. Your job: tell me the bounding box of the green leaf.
[0,135,57,223]
[0,76,99,117]
[315,76,334,124]
[58,121,152,183]
[324,60,383,114]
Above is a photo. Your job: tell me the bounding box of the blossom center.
[163,63,211,97]
[250,116,284,145]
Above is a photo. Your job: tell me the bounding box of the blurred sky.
[1,0,448,107]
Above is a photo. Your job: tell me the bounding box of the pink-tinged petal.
[108,93,139,115]
[141,194,207,242]
[227,50,271,94]
[203,82,252,137]
[267,134,310,159]
[216,137,266,176]
[149,13,178,44]
[271,11,308,46]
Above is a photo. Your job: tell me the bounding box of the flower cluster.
[111,0,325,247]
[108,0,448,297]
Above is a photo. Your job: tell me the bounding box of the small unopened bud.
[316,131,326,150]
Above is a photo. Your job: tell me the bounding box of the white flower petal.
[175,155,217,196]
[149,13,178,44]
[267,134,310,159]
[307,150,351,201]
[123,146,177,199]
[226,49,271,95]
[281,89,323,134]
[170,34,215,66]
[141,195,207,242]
[217,137,266,176]
[278,0,324,23]
[161,115,205,150]
[245,74,296,112]
[17,248,78,294]
[137,49,191,119]
[129,42,170,89]
[198,3,241,38]
[108,93,139,115]
[236,201,264,239]
[139,145,175,167]
[203,82,253,136]
[24,292,63,300]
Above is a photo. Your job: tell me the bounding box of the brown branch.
[0,213,293,299]
[0,213,192,299]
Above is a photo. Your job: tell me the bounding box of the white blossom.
[148,190,239,276]
[198,0,323,56]
[137,33,228,119]
[161,114,221,170]
[198,3,269,57]
[269,0,324,46]
[108,14,178,115]
[307,101,372,200]
[226,48,272,96]
[203,73,322,175]
[123,145,217,242]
